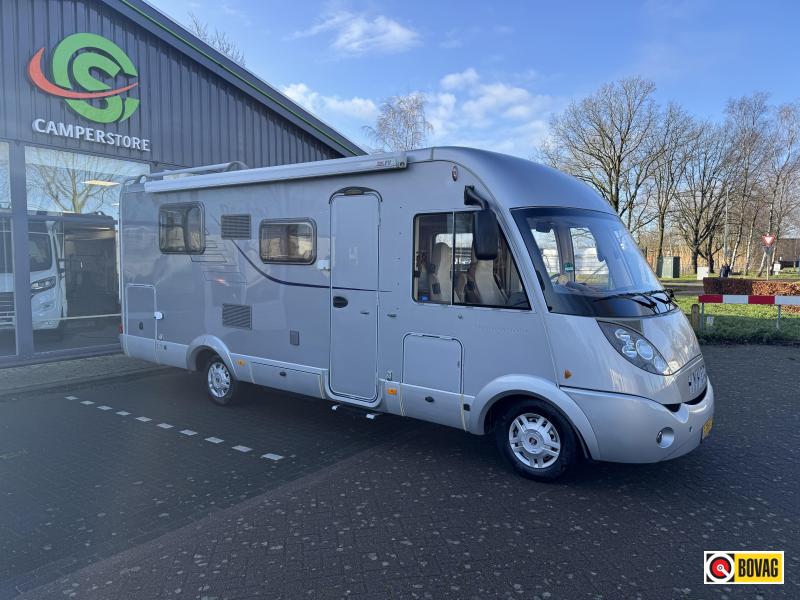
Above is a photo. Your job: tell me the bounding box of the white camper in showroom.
[1,218,66,332]
[119,148,714,481]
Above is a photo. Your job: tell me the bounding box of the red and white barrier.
[698,294,800,306]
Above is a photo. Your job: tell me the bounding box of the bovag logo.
[28,32,140,123]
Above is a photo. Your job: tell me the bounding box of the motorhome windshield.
[513,207,675,318]
[1,227,53,274]
[29,232,53,272]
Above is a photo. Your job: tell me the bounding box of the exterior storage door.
[329,192,379,400]
[124,284,157,363]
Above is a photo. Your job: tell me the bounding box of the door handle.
[332,296,348,308]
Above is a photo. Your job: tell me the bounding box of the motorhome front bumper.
[564,381,714,463]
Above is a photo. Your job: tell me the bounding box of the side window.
[412,211,529,309]
[159,203,204,254]
[454,213,529,309]
[531,227,561,278]
[413,213,453,303]
[259,220,316,264]
[570,226,609,288]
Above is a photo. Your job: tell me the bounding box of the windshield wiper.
[592,292,658,311]
[637,289,676,305]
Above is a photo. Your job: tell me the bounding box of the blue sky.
[150,0,800,156]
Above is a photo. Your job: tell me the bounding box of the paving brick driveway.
[2,344,798,599]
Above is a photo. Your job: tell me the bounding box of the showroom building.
[0,0,362,366]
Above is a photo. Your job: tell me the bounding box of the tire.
[495,398,577,481]
[205,355,239,406]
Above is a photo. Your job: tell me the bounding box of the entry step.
[330,403,381,420]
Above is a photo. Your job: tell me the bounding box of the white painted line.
[261,453,284,461]
[65,396,78,401]
[205,436,224,444]
[97,405,112,411]
[179,429,197,436]
[157,423,173,429]
[116,411,130,416]
[232,445,252,453]
[366,413,379,420]
[136,416,152,422]
[80,400,95,405]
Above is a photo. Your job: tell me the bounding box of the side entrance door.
[329,191,380,400]
[124,284,157,363]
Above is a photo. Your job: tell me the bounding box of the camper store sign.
[27,33,151,151]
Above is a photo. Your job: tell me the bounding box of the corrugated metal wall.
[0,0,345,168]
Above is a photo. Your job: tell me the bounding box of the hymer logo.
[28,33,140,124]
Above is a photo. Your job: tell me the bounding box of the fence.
[697,294,800,330]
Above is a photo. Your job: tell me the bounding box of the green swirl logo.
[28,33,140,123]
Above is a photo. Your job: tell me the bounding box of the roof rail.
[134,161,248,184]
[142,153,407,194]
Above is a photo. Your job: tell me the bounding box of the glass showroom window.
[24,147,148,353]
[0,142,15,356]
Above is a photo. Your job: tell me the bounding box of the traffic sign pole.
[762,235,776,280]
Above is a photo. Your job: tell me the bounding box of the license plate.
[688,364,707,396]
[702,417,713,441]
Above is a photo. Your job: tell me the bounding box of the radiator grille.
[222,303,252,329]
[221,214,251,239]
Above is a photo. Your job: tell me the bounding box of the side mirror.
[473,209,499,261]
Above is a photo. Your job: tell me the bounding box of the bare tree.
[363,93,433,152]
[756,102,800,275]
[25,148,144,216]
[674,122,731,274]
[724,93,771,274]
[188,12,246,67]
[650,103,696,270]
[540,77,661,234]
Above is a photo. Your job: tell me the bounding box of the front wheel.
[205,355,239,406]
[495,399,577,481]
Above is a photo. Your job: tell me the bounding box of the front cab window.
[514,207,674,318]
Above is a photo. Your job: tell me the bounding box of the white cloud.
[428,71,556,156]
[291,11,419,56]
[281,83,378,121]
[462,82,549,125]
[323,96,379,121]
[281,83,319,111]
[284,67,557,159]
[440,68,479,91]
[427,92,458,138]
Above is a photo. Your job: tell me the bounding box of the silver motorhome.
[119,148,714,480]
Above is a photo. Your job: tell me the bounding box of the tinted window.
[413,211,529,309]
[413,213,453,304]
[259,220,315,264]
[159,204,204,254]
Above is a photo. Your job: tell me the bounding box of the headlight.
[599,321,671,375]
[31,277,56,294]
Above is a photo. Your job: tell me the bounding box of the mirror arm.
[464,185,489,209]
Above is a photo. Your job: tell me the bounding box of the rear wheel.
[205,355,239,406]
[495,398,577,481]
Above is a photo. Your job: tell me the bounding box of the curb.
[0,365,174,400]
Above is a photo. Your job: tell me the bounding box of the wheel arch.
[470,375,599,459]
[186,335,236,374]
